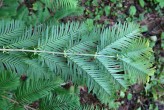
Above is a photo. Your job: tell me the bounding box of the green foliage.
[83,0,163,27]
[40,0,78,9]
[139,0,145,8]
[104,6,111,16]
[0,0,83,25]
[127,93,132,100]
[0,71,80,109]
[129,5,137,16]
[144,32,164,104]
[0,20,155,109]
[0,0,19,18]
[79,105,102,110]
[86,19,94,31]
[15,77,61,104]
[0,0,162,109]
[120,91,125,98]
[0,20,25,46]
[39,94,80,109]
[0,71,19,91]
[153,0,164,8]
[110,0,117,3]
[142,0,164,15]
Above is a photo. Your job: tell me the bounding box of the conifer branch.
[0,48,115,58]
[1,95,18,104]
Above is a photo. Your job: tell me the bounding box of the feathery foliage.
[0,20,24,46]
[0,0,83,25]
[0,70,79,109]
[0,71,19,91]
[0,20,155,109]
[39,94,80,110]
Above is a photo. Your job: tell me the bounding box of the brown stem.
[1,95,36,110]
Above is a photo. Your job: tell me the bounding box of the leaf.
[92,0,98,6]
[86,19,94,31]
[32,2,41,11]
[129,6,136,16]
[104,6,111,16]
[110,0,116,3]
[127,93,132,100]
[141,25,148,33]
[120,91,125,98]
[139,0,145,8]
